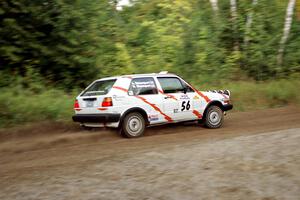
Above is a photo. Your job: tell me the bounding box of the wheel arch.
[119,107,149,128]
[203,101,224,120]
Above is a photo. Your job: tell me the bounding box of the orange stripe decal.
[113,86,128,92]
[192,110,202,119]
[196,90,211,103]
[188,85,211,103]
[182,81,211,103]
[136,96,173,122]
[113,86,173,122]
[98,108,108,111]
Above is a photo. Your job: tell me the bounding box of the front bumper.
[223,104,233,111]
[72,113,121,123]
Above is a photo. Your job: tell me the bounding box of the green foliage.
[0,0,300,127]
[0,73,77,127]
[200,78,300,111]
[0,87,74,127]
[1,0,299,87]
[0,0,121,89]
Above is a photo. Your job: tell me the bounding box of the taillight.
[102,97,113,107]
[74,99,81,111]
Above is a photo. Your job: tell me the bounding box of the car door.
[179,79,198,120]
[128,77,165,124]
[157,77,196,121]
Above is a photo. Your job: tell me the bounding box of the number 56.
[181,100,190,111]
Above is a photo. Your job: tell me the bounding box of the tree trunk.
[277,0,296,66]
[296,0,300,21]
[244,0,258,47]
[230,0,237,20]
[230,0,239,51]
[209,0,218,12]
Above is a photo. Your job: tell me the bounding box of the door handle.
[164,96,171,99]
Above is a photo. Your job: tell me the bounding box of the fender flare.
[202,101,225,120]
[119,107,149,128]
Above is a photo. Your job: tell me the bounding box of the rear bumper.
[223,104,233,111]
[72,113,121,123]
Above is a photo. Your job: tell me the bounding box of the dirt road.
[1,107,300,200]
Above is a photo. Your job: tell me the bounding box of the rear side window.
[157,77,184,93]
[81,79,116,96]
[128,77,158,96]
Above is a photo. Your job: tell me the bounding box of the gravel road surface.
[1,107,300,200]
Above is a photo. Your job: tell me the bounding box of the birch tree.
[244,0,258,47]
[277,0,296,66]
[230,0,237,20]
[209,0,218,12]
[230,0,239,50]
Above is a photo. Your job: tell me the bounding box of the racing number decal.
[181,100,191,111]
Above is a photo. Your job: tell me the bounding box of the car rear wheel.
[121,112,145,138]
[204,105,224,128]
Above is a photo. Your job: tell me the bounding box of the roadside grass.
[0,87,75,128]
[0,79,299,128]
[199,79,300,111]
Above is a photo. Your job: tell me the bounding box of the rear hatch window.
[81,79,116,97]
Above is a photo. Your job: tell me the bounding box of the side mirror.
[183,87,187,94]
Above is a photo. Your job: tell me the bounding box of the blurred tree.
[209,0,219,12]
[0,0,122,89]
[0,0,299,89]
[277,0,296,66]
[244,0,258,47]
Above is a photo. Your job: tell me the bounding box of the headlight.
[221,98,230,104]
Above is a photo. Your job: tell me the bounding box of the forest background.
[0,0,299,127]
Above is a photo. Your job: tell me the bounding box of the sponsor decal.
[148,114,159,121]
[112,95,126,101]
[187,84,211,103]
[131,80,156,89]
[173,109,179,113]
[193,95,200,100]
[180,94,190,100]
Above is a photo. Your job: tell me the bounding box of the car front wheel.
[121,112,146,138]
[204,105,224,128]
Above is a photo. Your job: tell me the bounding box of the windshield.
[81,79,116,96]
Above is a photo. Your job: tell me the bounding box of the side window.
[81,79,116,96]
[128,77,158,96]
[181,81,194,93]
[157,77,184,94]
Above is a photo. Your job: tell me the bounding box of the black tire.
[204,105,224,128]
[121,112,146,138]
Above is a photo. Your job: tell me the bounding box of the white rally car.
[72,72,233,138]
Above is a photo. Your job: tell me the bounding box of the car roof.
[95,72,179,81]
